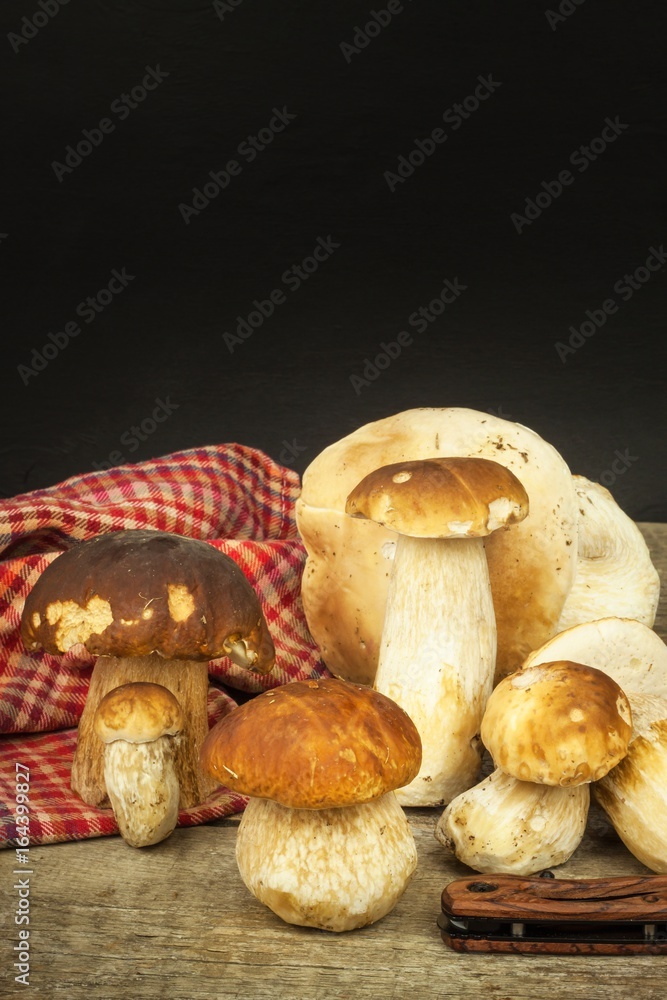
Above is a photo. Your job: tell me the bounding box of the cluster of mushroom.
[437,617,667,876]
[20,525,424,932]
[21,529,276,848]
[296,407,660,815]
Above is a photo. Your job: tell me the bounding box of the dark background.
[2,0,665,519]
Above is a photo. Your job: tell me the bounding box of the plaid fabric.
[0,444,328,848]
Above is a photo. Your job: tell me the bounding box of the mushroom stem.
[435,768,590,875]
[103,736,180,848]
[236,792,418,932]
[376,535,495,807]
[71,654,214,808]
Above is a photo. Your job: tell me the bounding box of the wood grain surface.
[1,524,665,999]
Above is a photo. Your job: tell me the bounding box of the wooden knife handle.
[442,874,667,922]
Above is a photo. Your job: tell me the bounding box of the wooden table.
[2,525,665,999]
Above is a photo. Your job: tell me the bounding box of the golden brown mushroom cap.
[481,660,632,785]
[200,677,422,808]
[345,456,528,538]
[94,682,184,744]
[20,529,275,671]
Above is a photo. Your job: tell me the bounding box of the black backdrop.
[2,0,665,519]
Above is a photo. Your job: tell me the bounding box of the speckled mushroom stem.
[376,534,496,808]
[236,792,418,932]
[103,736,181,848]
[71,654,215,808]
[435,767,590,875]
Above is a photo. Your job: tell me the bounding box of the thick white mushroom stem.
[594,694,667,873]
[435,768,590,875]
[236,793,417,932]
[103,736,181,848]
[71,654,214,808]
[376,535,495,807]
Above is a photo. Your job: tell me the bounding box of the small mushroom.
[94,682,184,848]
[200,678,422,932]
[21,529,275,808]
[345,456,528,806]
[481,661,632,785]
[435,767,590,875]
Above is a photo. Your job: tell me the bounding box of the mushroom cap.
[94,681,184,744]
[200,677,422,808]
[21,529,275,671]
[481,660,633,785]
[345,457,529,538]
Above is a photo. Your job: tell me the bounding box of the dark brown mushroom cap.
[20,529,275,671]
[345,456,529,538]
[94,682,184,744]
[200,677,422,808]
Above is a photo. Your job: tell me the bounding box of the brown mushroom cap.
[200,677,422,808]
[94,682,184,744]
[20,529,275,671]
[481,660,632,785]
[345,457,529,538]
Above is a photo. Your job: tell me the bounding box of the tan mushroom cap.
[481,660,632,785]
[345,457,529,538]
[200,677,422,809]
[21,529,275,672]
[94,682,184,744]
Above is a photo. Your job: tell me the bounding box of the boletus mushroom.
[21,529,275,808]
[345,456,528,806]
[521,618,667,872]
[94,682,184,848]
[200,677,421,932]
[436,660,631,874]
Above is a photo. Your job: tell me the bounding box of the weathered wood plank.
[1,524,665,999]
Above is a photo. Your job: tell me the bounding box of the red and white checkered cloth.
[0,444,329,847]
